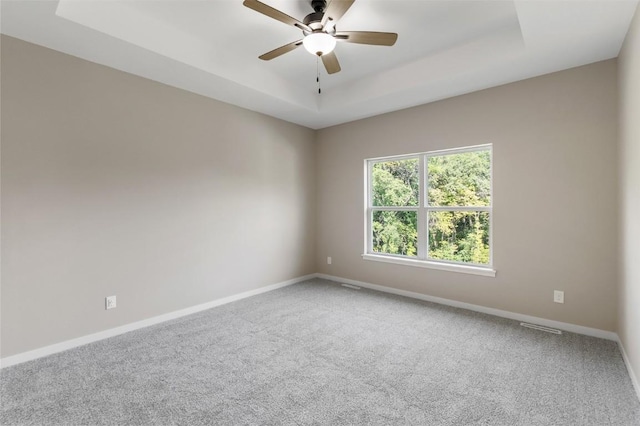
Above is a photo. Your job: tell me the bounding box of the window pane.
[427,150,490,207]
[372,210,417,257]
[428,211,490,264]
[372,158,419,207]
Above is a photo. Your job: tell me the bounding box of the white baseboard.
[617,337,640,403]
[0,274,315,369]
[0,272,625,372]
[316,273,618,341]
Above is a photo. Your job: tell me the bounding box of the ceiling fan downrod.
[311,0,326,14]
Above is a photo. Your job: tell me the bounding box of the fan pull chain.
[317,55,321,94]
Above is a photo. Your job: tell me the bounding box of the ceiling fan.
[243,0,398,74]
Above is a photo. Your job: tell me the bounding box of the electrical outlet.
[327,256,332,265]
[553,290,564,304]
[105,295,117,310]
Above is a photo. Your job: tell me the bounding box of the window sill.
[361,254,496,277]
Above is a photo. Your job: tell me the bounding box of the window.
[364,145,494,277]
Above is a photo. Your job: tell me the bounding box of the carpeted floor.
[1,278,639,425]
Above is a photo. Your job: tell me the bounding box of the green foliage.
[371,151,491,265]
[372,159,419,206]
[428,151,491,207]
[372,211,417,256]
[427,151,490,264]
[428,211,490,264]
[371,159,419,257]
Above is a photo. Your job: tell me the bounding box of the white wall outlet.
[553,290,564,304]
[327,256,332,265]
[105,295,117,310]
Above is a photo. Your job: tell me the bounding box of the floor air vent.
[341,284,361,290]
[520,322,562,334]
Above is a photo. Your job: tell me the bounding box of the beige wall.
[316,60,619,331]
[619,6,640,389]
[0,36,316,357]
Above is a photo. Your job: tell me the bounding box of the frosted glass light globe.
[303,32,336,56]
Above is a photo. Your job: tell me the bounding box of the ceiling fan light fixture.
[303,32,336,56]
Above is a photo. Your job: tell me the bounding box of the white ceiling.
[1,0,638,129]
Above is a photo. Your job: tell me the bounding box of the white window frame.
[362,144,495,277]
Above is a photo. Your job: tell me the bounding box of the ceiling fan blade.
[243,0,311,32]
[321,0,355,27]
[321,51,341,74]
[259,40,303,61]
[335,31,398,46]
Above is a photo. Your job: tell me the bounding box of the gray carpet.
[1,278,639,425]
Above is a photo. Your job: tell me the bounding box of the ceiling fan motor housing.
[303,11,335,36]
